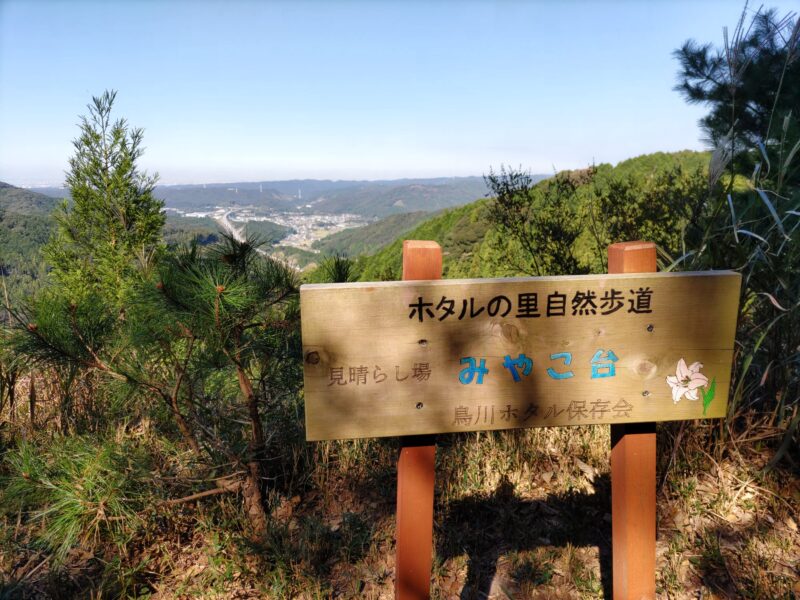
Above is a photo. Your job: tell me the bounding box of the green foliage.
[44,90,165,304]
[6,287,120,432]
[315,254,358,283]
[0,182,59,214]
[8,231,302,539]
[102,233,302,444]
[611,150,711,178]
[138,234,299,361]
[442,207,493,265]
[0,332,21,417]
[10,289,117,371]
[484,166,588,276]
[589,162,710,264]
[1,435,151,563]
[267,245,319,269]
[0,184,57,306]
[684,135,799,426]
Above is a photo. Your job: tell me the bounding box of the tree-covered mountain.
[352,151,712,281]
[0,182,59,215]
[155,186,290,211]
[241,219,293,244]
[308,178,492,217]
[0,183,58,301]
[311,210,434,256]
[162,215,223,246]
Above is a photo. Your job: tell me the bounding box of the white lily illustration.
[666,359,708,403]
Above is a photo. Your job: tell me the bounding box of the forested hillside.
[0,183,57,303]
[311,210,434,256]
[354,150,712,281]
[310,178,490,217]
[0,188,293,290]
[162,215,222,246]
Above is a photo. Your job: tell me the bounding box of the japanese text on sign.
[408,288,653,322]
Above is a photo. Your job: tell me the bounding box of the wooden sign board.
[301,271,741,441]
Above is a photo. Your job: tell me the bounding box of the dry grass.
[655,418,799,599]
[2,386,798,599]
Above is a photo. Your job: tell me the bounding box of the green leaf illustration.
[702,377,716,415]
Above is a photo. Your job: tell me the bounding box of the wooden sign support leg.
[395,241,442,600]
[608,241,657,600]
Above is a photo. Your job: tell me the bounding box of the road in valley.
[217,211,246,242]
[215,210,300,270]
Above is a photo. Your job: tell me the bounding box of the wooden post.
[395,240,441,600]
[608,241,657,600]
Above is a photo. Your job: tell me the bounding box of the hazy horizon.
[14,173,493,190]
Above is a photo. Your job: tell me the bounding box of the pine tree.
[44,90,164,304]
[12,233,300,539]
[673,7,799,173]
[130,234,300,539]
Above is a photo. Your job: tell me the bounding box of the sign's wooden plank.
[301,271,741,441]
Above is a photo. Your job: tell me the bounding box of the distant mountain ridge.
[0,181,59,215]
[309,180,491,217]
[156,176,492,218]
[28,176,498,218]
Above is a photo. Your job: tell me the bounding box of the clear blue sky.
[1,1,796,186]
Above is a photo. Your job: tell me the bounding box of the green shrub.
[2,435,152,562]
